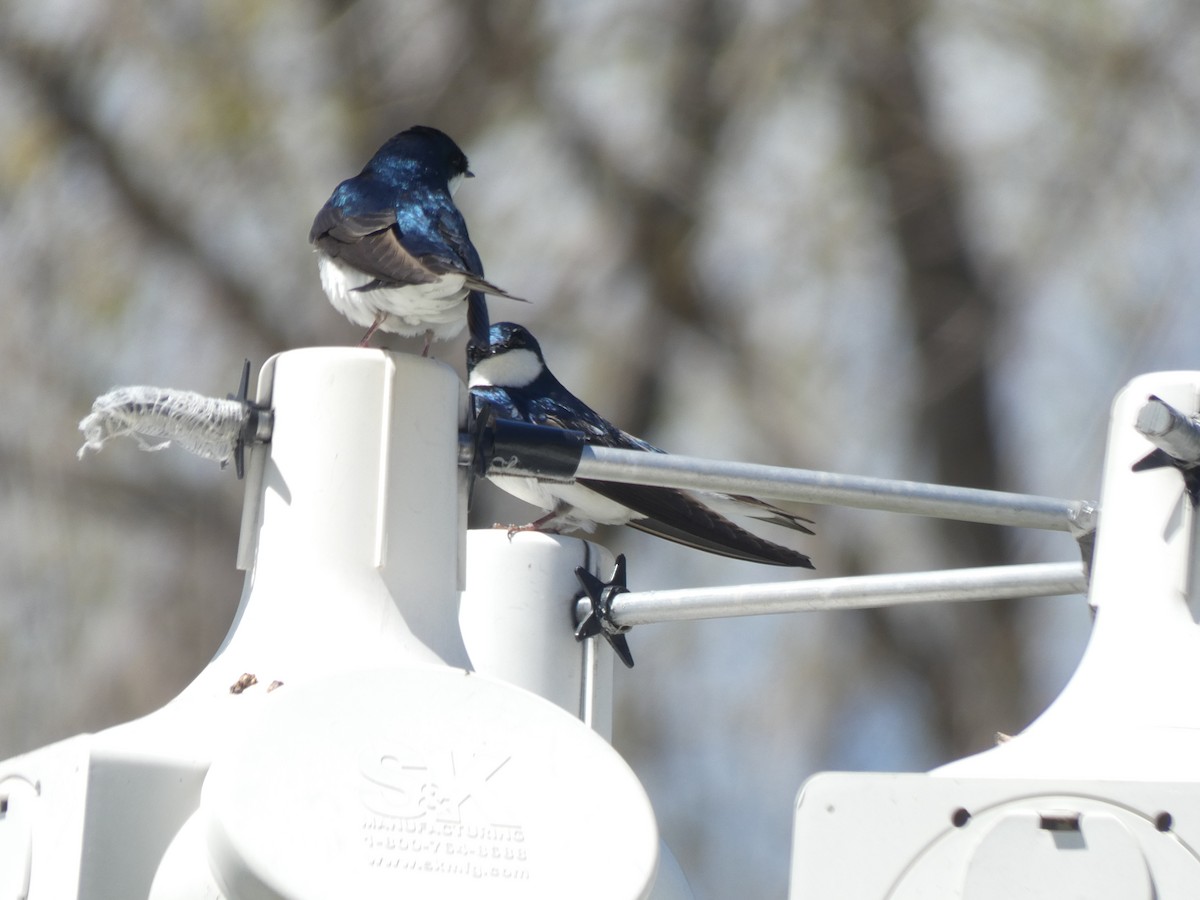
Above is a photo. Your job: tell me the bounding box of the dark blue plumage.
[468,323,815,567]
[309,126,521,352]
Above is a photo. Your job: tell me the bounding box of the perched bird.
[468,323,815,567]
[309,125,522,352]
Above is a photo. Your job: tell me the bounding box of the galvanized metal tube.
[579,562,1086,626]
[1135,395,1200,465]
[575,446,1098,534]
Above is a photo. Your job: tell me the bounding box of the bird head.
[467,322,547,389]
[373,125,474,192]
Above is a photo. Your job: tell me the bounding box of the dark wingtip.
[467,291,490,347]
[752,545,815,568]
[750,512,817,537]
[586,479,816,568]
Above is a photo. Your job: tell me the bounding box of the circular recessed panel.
[963,810,1152,899]
[887,793,1196,900]
[201,666,658,900]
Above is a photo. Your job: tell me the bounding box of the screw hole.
[951,807,971,828]
[1156,811,1173,832]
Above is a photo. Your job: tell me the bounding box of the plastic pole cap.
[198,666,659,899]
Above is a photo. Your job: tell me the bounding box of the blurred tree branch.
[0,442,241,549]
[549,0,731,439]
[0,38,291,353]
[822,0,1024,755]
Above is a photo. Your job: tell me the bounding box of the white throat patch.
[469,348,543,388]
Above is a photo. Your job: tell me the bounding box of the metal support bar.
[575,562,1086,627]
[462,417,1099,535]
[574,446,1098,535]
[1135,395,1200,466]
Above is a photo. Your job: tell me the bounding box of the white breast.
[317,253,470,340]
[468,349,543,389]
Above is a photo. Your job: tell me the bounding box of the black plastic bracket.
[575,554,635,669]
[1133,448,1200,506]
[469,402,587,482]
[228,359,272,480]
[1132,394,1200,506]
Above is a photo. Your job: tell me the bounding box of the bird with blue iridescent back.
[468,322,816,567]
[310,125,523,353]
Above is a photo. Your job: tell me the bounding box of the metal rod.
[579,635,596,729]
[575,446,1098,534]
[1136,395,1200,465]
[577,562,1086,627]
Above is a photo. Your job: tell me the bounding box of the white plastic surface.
[790,773,1200,897]
[197,666,659,900]
[460,530,616,738]
[150,810,226,899]
[1,350,477,899]
[227,348,470,678]
[790,373,1200,897]
[939,372,1200,779]
[962,810,1152,899]
[0,744,86,900]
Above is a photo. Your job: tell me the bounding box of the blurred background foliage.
[3,0,1200,895]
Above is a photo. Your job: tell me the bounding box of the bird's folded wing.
[309,206,393,244]
[310,206,441,287]
[720,494,816,535]
[458,272,527,300]
[581,478,814,568]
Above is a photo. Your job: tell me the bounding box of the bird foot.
[495,511,561,541]
[358,313,385,347]
[493,522,542,540]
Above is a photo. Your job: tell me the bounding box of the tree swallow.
[309,125,523,352]
[468,323,815,568]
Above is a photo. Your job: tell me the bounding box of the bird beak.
[465,169,476,178]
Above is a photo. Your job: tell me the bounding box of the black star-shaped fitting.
[468,399,496,480]
[575,554,634,668]
[1132,395,1200,507]
[228,359,272,480]
[1132,448,1200,506]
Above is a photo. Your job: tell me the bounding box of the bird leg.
[500,511,561,540]
[358,313,385,347]
[420,328,435,357]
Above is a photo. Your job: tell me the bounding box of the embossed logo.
[358,744,530,880]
